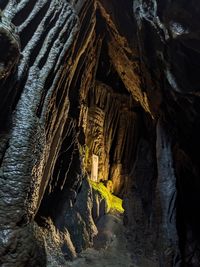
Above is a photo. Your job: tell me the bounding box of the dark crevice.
[19,1,51,50]
[12,1,38,26]
[96,40,129,95]
[0,0,7,10]
[35,118,79,226]
[72,1,94,60]
[68,51,87,118]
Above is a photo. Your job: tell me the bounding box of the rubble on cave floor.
[66,212,134,267]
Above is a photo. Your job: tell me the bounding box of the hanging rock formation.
[0,0,199,266]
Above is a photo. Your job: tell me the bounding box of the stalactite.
[84,81,137,196]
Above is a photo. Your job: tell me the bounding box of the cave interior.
[0,1,200,267]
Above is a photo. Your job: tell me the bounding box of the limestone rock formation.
[0,0,199,266]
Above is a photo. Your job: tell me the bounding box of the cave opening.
[35,7,140,231]
[35,36,138,227]
[32,11,152,264]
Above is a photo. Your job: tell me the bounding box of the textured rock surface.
[0,1,93,265]
[0,0,200,266]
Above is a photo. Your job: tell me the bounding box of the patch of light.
[89,180,124,213]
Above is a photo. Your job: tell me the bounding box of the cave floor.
[66,212,136,267]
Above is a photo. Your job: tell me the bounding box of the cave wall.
[0,0,139,265]
[0,0,200,267]
[0,1,98,266]
[126,1,200,266]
